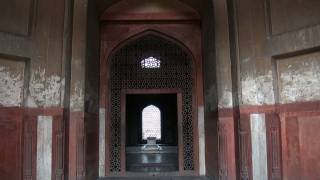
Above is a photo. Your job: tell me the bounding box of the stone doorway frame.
[121,89,183,175]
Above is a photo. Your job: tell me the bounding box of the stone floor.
[99,176,211,180]
[126,146,178,172]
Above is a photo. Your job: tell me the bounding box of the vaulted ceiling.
[94,0,210,17]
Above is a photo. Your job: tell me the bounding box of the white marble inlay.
[37,116,53,180]
[198,106,206,175]
[99,108,106,177]
[250,113,268,180]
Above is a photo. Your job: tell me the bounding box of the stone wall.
[1,0,320,179]
[215,0,320,179]
[0,0,68,179]
[0,0,66,108]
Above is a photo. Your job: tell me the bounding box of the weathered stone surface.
[241,71,275,105]
[0,59,25,106]
[28,68,62,107]
[277,51,320,104]
[70,81,85,111]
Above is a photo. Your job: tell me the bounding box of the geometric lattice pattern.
[110,35,194,172]
[141,57,161,68]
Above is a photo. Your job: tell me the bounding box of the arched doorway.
[105,34,197,175]
[125,93,179,173]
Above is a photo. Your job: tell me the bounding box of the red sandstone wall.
[215,0,320,179]
[0,0,67,179]
[0,108,65,180]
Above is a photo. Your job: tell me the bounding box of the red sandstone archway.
[100,30,204,176]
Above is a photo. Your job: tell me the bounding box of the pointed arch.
[106,29,196,67]
[100,22,204,173]
[107,31,196,171]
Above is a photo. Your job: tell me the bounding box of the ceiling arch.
[95,0,209,18]
[100,0,200,20]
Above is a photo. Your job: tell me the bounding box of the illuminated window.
[140,57,161,68]
[142,105,161,140]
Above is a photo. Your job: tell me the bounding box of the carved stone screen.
[109,35,194,172]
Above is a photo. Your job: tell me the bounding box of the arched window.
[142,105,161,140]
[140,57,161,68]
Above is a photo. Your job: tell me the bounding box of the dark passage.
[126,93,179,172]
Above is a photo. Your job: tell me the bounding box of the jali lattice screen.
[109,35,194,172]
